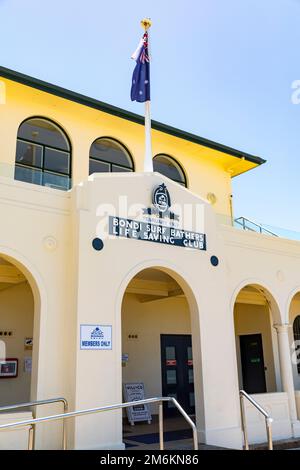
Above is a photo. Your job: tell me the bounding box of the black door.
[160,334,195,416]
[240,334,267,394]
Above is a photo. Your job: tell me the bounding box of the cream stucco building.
[0,66,300,450]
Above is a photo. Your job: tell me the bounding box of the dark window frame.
[153,154,187,187]
[15,116,72,190]
[89,137,134,174]
[293,315,300,374]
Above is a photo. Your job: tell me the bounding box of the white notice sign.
[123,382,152,425]
[80,325,112,350]
[24,357,32,373]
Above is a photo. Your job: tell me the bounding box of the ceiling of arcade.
[235,285,268,306]
[0,257,26,292]
[125,269,184,303]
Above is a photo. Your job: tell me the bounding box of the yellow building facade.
[0,66,300,449]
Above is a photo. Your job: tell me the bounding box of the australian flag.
[131,32,150,102]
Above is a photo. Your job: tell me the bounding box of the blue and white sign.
[80,325,112,350]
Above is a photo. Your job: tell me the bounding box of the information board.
[123,382,152,425]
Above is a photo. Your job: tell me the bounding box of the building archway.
[233,283,281,394]
[120,265,203,444]
[0,251,42,406]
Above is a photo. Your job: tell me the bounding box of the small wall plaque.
[0,358,18,378]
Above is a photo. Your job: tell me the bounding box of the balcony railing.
[0,162,71,191]
[234,217,279,237]
[216,214,300,242]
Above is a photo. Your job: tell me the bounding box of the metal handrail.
[0,397,68,450]
[235,217,278,237]
[239,390,273,450]
[0,396,198,450]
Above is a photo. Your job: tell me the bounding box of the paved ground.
[123,416,228,450]
[123,417,300,450]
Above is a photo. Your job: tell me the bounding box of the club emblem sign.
[108,182,207,251]
[152,183,171,213]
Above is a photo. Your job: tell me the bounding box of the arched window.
[293,316,300,374]
[15,117,71,190]
[89,138,134,174]
[153,154,187,187]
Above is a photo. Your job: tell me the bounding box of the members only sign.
[109,216,206,251]
[80,325,112,350]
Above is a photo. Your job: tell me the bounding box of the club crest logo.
[91,327,104,339]
[152,183,171,213]
[142,182,178,223]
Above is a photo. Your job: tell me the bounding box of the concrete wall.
[0,412,33,450]
[245,393,292,444]
[70,172,243,450]
[0,177,74,449]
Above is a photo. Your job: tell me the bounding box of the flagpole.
[141,18,153,172]
[144,100,153,172]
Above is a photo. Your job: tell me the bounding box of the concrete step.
[251,438,300,450]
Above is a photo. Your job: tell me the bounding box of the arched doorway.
[0,253,40,406]
[233,284,281,394]
[120,266,202,447]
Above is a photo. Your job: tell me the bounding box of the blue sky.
[0,0,299,231]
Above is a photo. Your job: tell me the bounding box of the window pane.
[15,165,42,185]
[188,369,194,384]
[90,139,132,168]
[16,140,43,168]
[89,159,110,175]
[44,148,70,175]
[166,369,177,385]
[187,346,193,361]
[111,165,132,173]
[165,346,176,361]
[153,155,185,185]
[43,172,70,190]
[18,119,70,151]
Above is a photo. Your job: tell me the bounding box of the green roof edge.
[0,66,266,166]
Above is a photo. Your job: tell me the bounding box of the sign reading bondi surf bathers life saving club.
[108,184,206,251]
